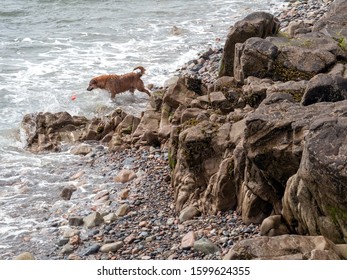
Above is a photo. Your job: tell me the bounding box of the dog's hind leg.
[136,80,151,96]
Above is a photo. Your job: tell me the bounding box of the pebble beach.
[49,146,257,260]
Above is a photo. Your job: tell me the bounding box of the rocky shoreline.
[15,0,347,260]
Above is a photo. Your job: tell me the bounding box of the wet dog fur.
[87,66,150,99]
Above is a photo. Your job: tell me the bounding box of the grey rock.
[57,238,70,247]
[100,242,123,253]
[81,244,101,256]
[83,212,104,228]
[179,206,200,222]
[194,238,220,255]
[234,37,278,83]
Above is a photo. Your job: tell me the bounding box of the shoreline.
[11,0,347,260]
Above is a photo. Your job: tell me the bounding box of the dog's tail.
[133,66,146,76]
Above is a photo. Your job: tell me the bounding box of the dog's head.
[87,75,110,91]
[87,78,100,91]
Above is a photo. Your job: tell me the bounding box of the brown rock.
[103,213,117,224]
[83,212,104,228]
[313,0,347,41]
[118,189,130,200]
[131,110,161,145]
[60,186,76,201]
[234,37,278,83]
[181,231,196,249]
[163,77,200,109]
[219,12,280,77]
[115,170,137,183]
[69,235,80,246]
[139,221,148,227]
[21,111,88,153]
[179,206,200,222]
[124,234,137,244]
[224,235,341,260]
[282,105,347,243]
[100,242,123,253]
[70,144,93,155]
[14,252,35,260]
[260,215,290,237]
[301,74,347,106]
[116,204,130,217]
[69,170,85,180]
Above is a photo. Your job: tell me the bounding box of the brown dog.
[87,66,150,99]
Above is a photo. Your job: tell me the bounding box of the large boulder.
[131,110,161,147]
[239,95,310,223]
[21,108,140,153]
[202,120,246,213]
[234,37,278,83]
[282,103,347,244]
[224,235,343,260]
[313,0,347,40]
[170,93,347,243]
[301,74,347,106]
[234,34,344,83]
[21,112,89,152]
[267,80,308,102]
[219,12,280,77]
[172,120,223,212]
[163,77,200,109]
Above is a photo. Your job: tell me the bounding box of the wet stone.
[81,244,101,256]
[68,216,84,227]
[63,228,80,238]
[14,252,35,260]
[116,204,130,217]
[83,212,104,228]
[57,238,69,247]
[87,229,100,237]
[179,206,200,223]
[103,213,117,224]
[60,186,76,200]
[61,244,74,255]
[100,241,123,253]
[194,238,220,255]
